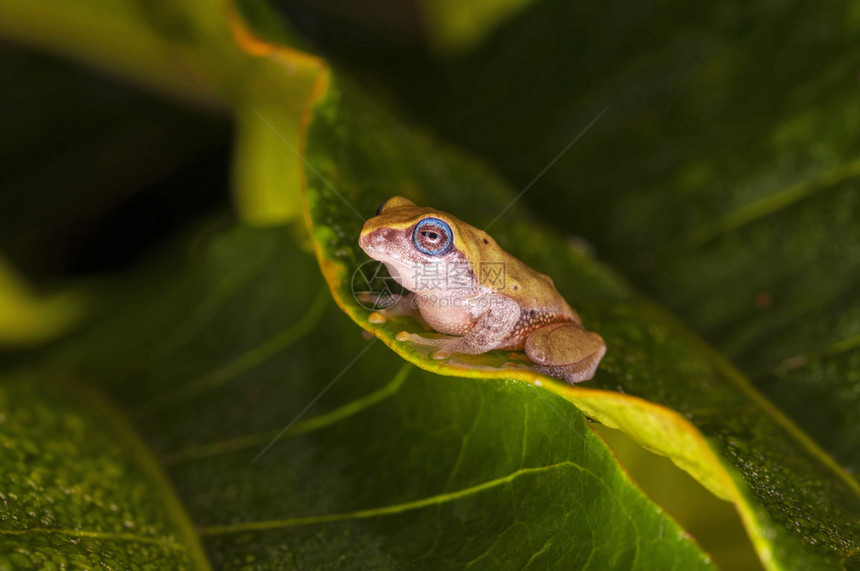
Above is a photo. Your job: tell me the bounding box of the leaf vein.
[679,157,860,252]
[200,461,590,535]
[0,527,186,551]
[136,288,329,416]
[162,363,411,464]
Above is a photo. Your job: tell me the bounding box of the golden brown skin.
[358,197,606,383]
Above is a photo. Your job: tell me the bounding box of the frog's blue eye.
[413,217,453,256]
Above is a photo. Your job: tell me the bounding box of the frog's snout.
[359,227,397,255]
[361,227,396,244]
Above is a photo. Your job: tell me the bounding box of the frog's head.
[359,196,494,293]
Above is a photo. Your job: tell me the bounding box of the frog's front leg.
[398,294,520,360]
[524,322,606,384]
[358,292,418,324]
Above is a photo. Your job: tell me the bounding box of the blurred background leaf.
[0,49,229,280]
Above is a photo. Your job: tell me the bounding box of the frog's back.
[467,236,577,314]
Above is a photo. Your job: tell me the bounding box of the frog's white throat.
[379,259,424,293]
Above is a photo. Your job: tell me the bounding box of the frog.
[358,196,606,384]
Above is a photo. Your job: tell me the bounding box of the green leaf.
[316,0,860,476]
[0,372,208,568]
[281,26,860,571]
[2,0,859,569]
[37,225,711,569]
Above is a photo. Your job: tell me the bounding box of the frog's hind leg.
[524,322,606,384]
[399,294,521,361]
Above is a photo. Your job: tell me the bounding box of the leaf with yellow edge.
[321,0,860,479]
[226,2,328,224]
[226,9,860,570]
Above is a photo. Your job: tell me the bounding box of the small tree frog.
[358,197,606,384]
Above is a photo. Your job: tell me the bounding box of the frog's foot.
[360,292,416,323]
[525,322,606,384]
[395,331,455,359]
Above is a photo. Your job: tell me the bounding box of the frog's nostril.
[379,228,396,240]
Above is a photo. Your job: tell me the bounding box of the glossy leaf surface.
[37,225,712,569]
[0,373,207,568]
[305,0,860,477]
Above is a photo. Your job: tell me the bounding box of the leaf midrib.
[162,363,412,464]
[199,461,600,535]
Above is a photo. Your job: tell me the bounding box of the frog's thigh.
[437,294,521,356]
[524,322,606,384]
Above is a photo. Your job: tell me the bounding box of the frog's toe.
[394,332,456,359]
[528,347,547,364]
[396,331,420,342]
[368,312,387,324]
[431,349,451,360]
[396,331,447,346]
